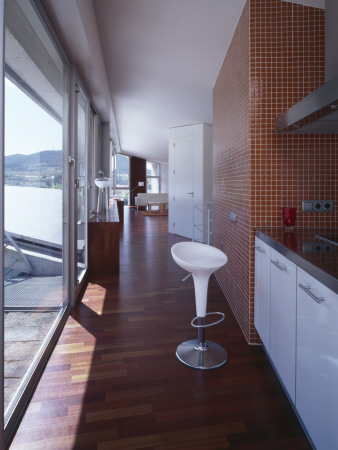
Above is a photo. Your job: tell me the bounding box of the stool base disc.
[176,340,228,370]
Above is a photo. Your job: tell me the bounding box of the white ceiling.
[94,0,250,163]
[42,0,324,163]
[282,0,324,7]
[43,0,246,163]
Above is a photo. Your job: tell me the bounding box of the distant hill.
[5,150,62,171]
[115,153,129,175]
[5,149,130,176]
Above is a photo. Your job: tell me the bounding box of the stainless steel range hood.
[274,75,338,134]
[275,0,338,134]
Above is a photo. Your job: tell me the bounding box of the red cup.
[282,207,296,231]
[283,231,297,250]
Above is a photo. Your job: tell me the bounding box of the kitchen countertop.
[256,228,338,295]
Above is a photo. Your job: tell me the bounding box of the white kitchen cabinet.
[270,248,296,403]
[254,237,271,353]
[254,233,338,447]
[296,268,338,450]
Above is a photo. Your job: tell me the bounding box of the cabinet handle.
[298,283,325,304]
[254,245,265,253]
[271,259,287,271]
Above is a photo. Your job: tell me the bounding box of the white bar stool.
[171,241,228,370]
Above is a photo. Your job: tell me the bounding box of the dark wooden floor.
[10,208,311,449]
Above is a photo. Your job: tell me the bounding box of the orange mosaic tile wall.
[213,0,337,344]
[213,1,251,341]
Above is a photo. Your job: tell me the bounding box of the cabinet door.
[296,268,338,450]
[254,237,271,352]
[270,248,296,403]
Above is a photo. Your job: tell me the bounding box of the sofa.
[134,193,168,210]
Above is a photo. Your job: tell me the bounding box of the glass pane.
[146,161,160,194]
[76,90,87,279]
[146,161,159,176]
[147,177,159,193]
[115,188,130,205]
[4,0,65,417]
[115,154,129,188]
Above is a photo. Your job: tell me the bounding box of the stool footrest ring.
[191,312,225,328]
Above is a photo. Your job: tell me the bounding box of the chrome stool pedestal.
[176,313,228,370]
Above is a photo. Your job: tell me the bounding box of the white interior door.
[173,134,194,239]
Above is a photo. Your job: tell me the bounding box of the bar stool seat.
[171,241,228,370]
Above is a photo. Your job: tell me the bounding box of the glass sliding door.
[87,106,99,216]
[0,2,5,446]
[3,0,69,442]
[87,105,100,218]
[75,86,88,282]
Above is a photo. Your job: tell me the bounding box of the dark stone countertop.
[256,228,338,295]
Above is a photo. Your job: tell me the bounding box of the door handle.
[271,259,287,271]
[75,179,80,189]
[298,284,324,304]
[186,192,194,196]
[254,245,265,253]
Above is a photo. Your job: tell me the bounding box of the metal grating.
[4,274,63,311]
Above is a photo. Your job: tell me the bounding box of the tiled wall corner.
[213,0,336,344]
[213,1,252,342]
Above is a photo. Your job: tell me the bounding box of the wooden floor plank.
[9,208,311,449]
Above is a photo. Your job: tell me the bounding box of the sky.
[5,78,62,156]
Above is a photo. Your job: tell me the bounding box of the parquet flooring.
[10,208,311,449]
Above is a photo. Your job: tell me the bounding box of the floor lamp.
[131,181,144,206]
